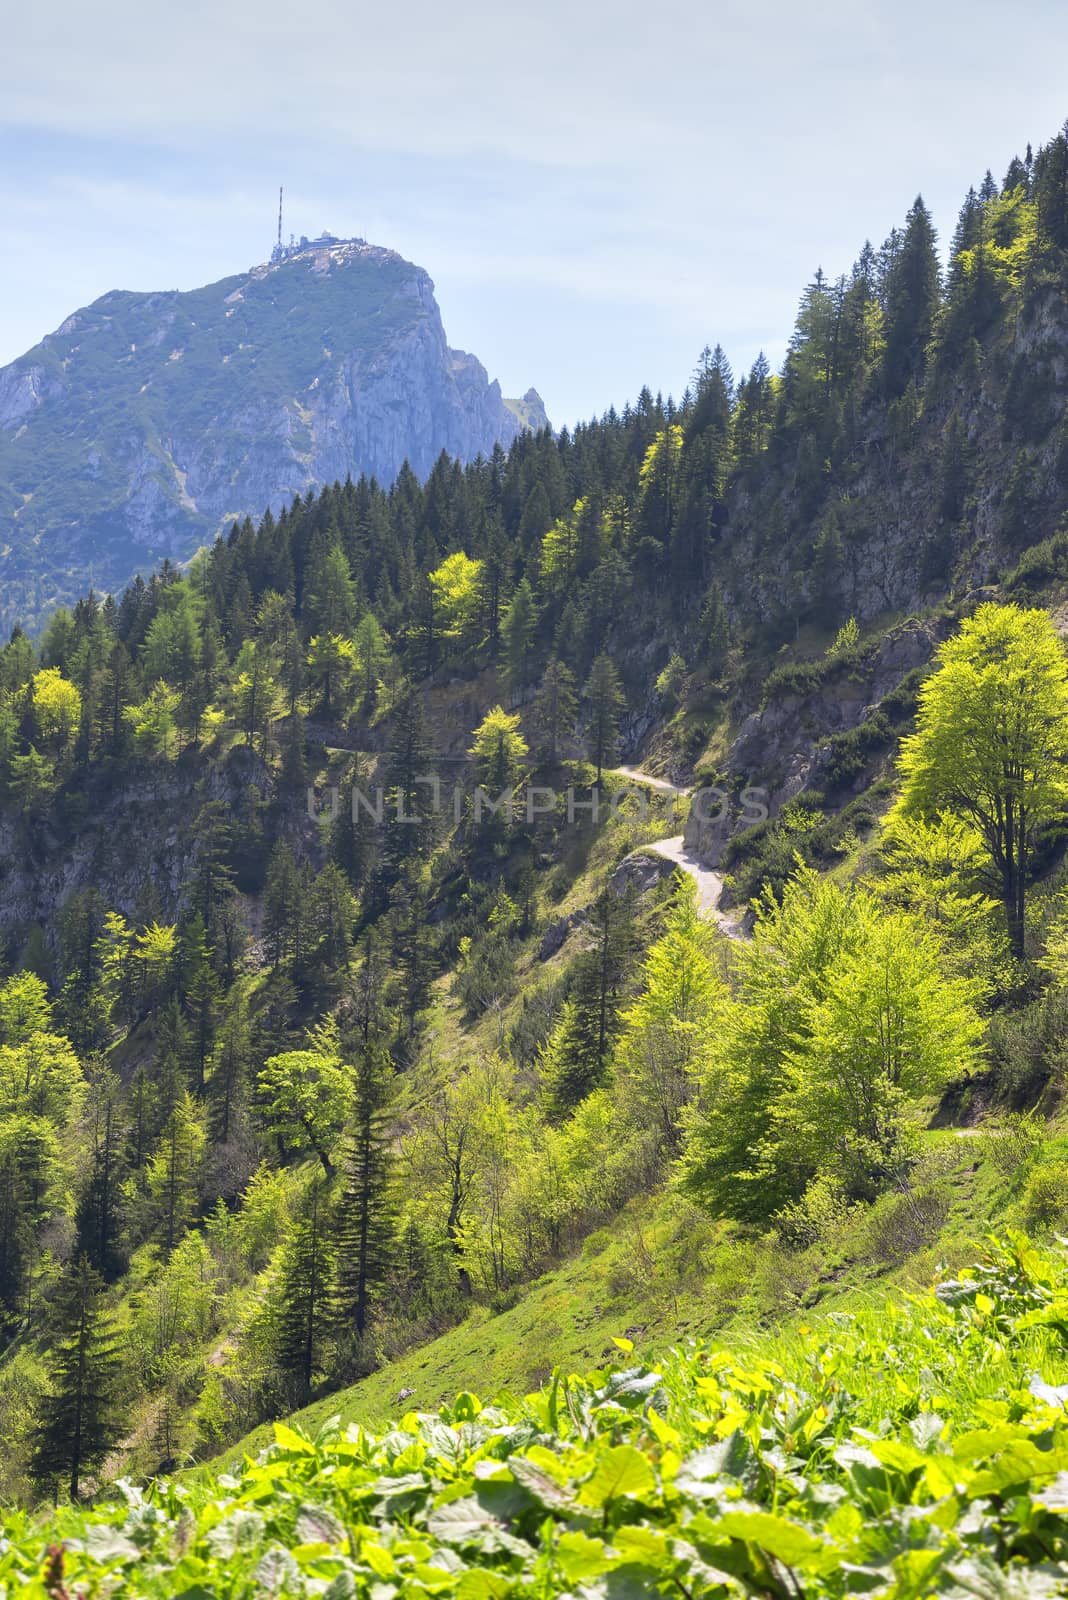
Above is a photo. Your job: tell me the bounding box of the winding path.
[611,766,746,940]
[613,764,688,797]
[645,835,745,940]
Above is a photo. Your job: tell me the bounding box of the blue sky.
[3,0,1068,427]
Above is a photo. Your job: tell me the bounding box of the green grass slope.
[208,1121,1031,1475]
[10,1233,1068,1598]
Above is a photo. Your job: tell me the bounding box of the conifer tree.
[583,653,626,782]
[335,1039,396,1338]
[207,1002,251,1150]
[881,197,940,397]
[144,1092,205,1255]
[263,841,299,967]
[500,578,538,698]
[381,691,437,878]
[544,887,640,1117]
[32,1258,123,1501]
[330,758,372,889]
[75,1070,127,1281]
[274,1181,335,1404]
[529,657,577,766]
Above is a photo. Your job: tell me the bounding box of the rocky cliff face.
[0,240,547,630]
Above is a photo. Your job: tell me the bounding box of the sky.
[3,0,1068,428]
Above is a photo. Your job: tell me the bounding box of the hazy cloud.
[3,0,1068,420]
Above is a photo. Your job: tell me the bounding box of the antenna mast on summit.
[277,187,283,251]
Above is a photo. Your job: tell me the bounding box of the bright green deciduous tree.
[0,973,53,1044]
[614,878,724,1162]
[682,866,982,1219]
[894,603,1068,958]
[428,552,484,649]
[124,681,182,758]
[353,612,389,711]
[257,1044,350,1178]
[775,909,984,1193]
[469,706,528,799]
[306,633,356,720]
[31,668,81,755]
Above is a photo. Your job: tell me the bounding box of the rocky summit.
[0,238,547,630]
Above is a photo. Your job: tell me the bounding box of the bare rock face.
[0,240,546,630]
[683,614,954,864]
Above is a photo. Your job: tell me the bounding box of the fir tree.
[274,1181,336,1405]
[335,1039,396,1338]
[32,1258,123,1501]
[529,657,577,766]
[582,653,626,782]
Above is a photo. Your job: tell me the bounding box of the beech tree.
[778,911,983,1191]
[257,1042,350,1178]
[895,603,1068,957]
[682,868,984,1220]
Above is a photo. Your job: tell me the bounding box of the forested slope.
[5,121,1068,1514]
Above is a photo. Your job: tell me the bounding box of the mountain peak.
[0,245,545,630]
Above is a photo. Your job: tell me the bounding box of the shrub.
[1005,525,1068,593]
[983,1113,1047,1180]
[818,711,893,792]
[1022,1159,1068,1229]
[773,1172,853,1250]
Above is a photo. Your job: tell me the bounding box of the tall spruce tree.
[501,578,538,698]
[881,197,940,397]
[335,1039,396,1339]
[530,657,577,766]
[32,1258,123,1501]
[75,1070,126,1281]
[544,887,640,1117]
[381,691,437,879]
[274,1181,335,1404]
[583,653,626,782]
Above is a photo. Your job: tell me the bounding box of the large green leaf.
[579,1446,657,1508]
[714,1510,834,1573]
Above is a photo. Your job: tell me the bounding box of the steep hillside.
[0,238,546,630]
[8,119,1068,1522]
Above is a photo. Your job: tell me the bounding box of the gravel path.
[645,834,746,940]
[612,764,688,796]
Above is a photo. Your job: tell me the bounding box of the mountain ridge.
[0,237,547,629]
